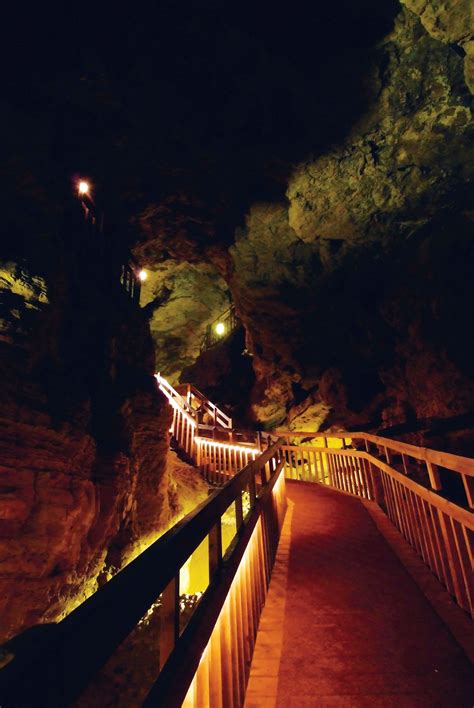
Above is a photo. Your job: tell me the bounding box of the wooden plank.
[209,624,224,708]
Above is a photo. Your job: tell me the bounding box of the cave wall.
[222,9,474,445]
[139,260,229,383]
[128,7,473,450]
[0,228,180,642]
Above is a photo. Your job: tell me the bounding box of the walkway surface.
[246,481,474,707]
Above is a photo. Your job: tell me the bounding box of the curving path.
[246,481,474,707]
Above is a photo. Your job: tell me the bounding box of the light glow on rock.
[215,322,225,336]
[138,269,148,282]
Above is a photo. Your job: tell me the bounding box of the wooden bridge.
[1,376,474,706]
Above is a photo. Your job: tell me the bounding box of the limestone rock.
[139,260,230,383]
[401,0,474,93]
[287,11,473,244]
[225,9,474,443]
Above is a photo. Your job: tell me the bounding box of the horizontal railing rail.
[0,441,287,708]
[283,442,474,620]
[279,430,474,509]
[175,383,233,429]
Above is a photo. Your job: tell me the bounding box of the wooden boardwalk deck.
[246,481,474,707]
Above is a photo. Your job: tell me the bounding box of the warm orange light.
[195,437,258,456]
[215,322,225,336]
[78,181,90,196]
[138,269,148,282]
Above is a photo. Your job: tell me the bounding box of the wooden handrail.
[279,430,474,475]
[282,442,474,619]
[279,429,474,508]
[0,441,286,707]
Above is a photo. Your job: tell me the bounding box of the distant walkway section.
[246,481,474,707]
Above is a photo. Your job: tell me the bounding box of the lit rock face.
[0,330,173,643]
[227,9,474,441]
[0,254,184,642]
[287,10,472,245]
[0,262,48,345]
[139,260,229,383]
[400,0,474,92]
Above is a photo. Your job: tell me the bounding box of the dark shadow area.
[1,1,399,275]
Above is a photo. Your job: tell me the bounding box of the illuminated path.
[246,481,474,707]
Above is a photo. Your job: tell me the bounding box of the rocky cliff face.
[222,9,474,446]
[400,0,474,92]
[0,241,188,642]
[138,260,229,383]
[133,7,474,450]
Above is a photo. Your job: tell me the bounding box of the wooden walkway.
[246,481,474,707]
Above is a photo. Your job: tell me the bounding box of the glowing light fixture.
[78,180,90,196]
[215,322,225,336]
[138,269,148,282]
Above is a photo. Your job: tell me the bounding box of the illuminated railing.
[196,436,259,486]
[279,430,474,509]
[2,367,474,707]
[119,263,141,304]
[157,374,474,620]
[157,375,265,478]
[175,383,233,429]
[0,441,287,708]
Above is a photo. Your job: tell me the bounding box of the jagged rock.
[400,0,474,92]
[139,260,230,383]
[226,9,474,443]
[288,11,473,244]
[0,254,174,641]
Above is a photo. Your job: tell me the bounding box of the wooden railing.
[196,436,259,486]
[279,430,474,509]
[200,304,240,352]
[119,263,141,304]
[282,436,474,619]
[146,442,286,707]
[3,376,473,707]
[157,375,474,619]
[0,442,287,708]
[175,383,233,429]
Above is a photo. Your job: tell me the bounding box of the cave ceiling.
[2,0,473,435]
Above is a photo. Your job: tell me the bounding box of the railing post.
[462,475,474,509]
[159,574,180,669]
[196,438,202,468]
[209,519,223,578]
[235,493,244,534]
[368,458,385,508]
[426,459,442,491]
